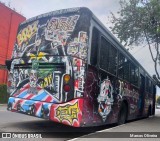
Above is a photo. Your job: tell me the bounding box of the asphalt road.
[0,105,160,141]
[0,105,116,141]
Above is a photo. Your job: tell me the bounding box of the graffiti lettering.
[55,102,80,124]
[17,21,38,46]
[123,88,139,100]
[47,15,79,31]
[40,74,53,88]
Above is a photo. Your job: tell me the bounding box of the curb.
[0,104,7,106]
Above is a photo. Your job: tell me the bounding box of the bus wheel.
[118,103,127,125]
[17,103,21,112]
[147,106,151,118]
[30,105,36,116]
[7,103,12,110]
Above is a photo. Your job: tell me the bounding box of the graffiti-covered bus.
[6,7,156,127]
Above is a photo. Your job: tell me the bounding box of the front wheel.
[117,103,127,125]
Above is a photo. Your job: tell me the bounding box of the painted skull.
[97,79,114,122]
[29,69,38,87]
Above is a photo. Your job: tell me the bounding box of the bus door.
[138,74,145,116]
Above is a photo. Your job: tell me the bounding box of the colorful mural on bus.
[6,7,155,127]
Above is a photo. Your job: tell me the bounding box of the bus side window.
[130,63,139,86]
[90,27,99,66]
[146,77,149,92]
[135,67,139,86]
[99,37,109,71]
[118,53,130,82]
[123,58,130,82]
[108,45,118,75]
[99,37,118,75]
[149,80,152,94]
[130,63,135,84]
[118,53,125,79]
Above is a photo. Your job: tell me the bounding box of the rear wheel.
[118,103,127,125]
[147,106,151,118]
[17,103,21,112]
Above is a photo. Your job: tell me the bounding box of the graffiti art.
[97,78,114,122]
[7,7,154,128]
[50,99,83,127]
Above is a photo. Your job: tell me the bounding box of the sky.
[0,0,160,95]
[0,0,121,22]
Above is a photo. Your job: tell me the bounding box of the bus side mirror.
[5,60,12,71]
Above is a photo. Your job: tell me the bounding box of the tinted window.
[118,53,125,79]
[149,80,152,93]
[100,37,109,70]
[90,27,99,65]
[135,67,139,85]
[130,63,139,86]
[146,77,149,92]
[124,58,130,81]
[118,53,130,81]
[99,37,118,75]
[108,45,118,75]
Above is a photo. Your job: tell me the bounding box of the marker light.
[63,85,71,92]
[64,74,71,83]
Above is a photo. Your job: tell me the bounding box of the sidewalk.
[69,109,160,141]
[0,104,7,106]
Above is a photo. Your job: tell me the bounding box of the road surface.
[0,105,160,141]
[0,105,115,141]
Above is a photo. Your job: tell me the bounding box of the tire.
[17,103,21,112]
[30,105,36,116]
[7,103,12,110]
[147,106,151,118]
[117,103,127,125]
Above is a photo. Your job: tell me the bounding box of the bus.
[6,7,156,127]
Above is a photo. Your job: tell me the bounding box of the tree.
[110,0,160,86]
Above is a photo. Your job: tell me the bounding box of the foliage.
[0,84,9,104]
[157,96,160,104]
[110,0,160,86]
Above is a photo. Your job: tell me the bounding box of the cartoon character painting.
[97,78,114,122]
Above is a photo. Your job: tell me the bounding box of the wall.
[0,3,26,84]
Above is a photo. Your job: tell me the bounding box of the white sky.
[1,0,160,95]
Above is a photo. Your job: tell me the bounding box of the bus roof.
[20,7,92,25]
